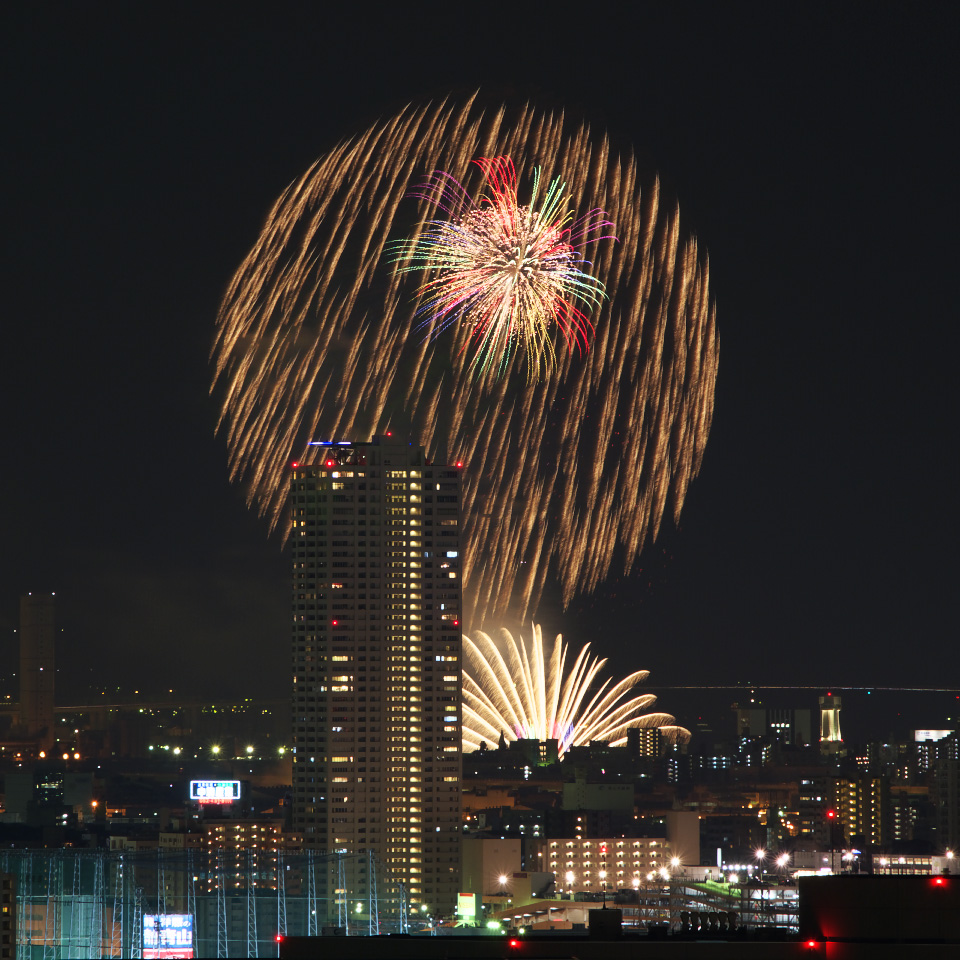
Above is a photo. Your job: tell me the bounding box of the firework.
[389,155,616,381]
[462,624,690,756]
[211,95,718,627]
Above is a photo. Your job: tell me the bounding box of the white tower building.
[819,692,843,756]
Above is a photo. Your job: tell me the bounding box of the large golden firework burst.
[211,94,718,627]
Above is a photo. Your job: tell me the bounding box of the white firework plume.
[462,624,690,757]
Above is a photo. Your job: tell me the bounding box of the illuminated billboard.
[915,730,954,742]
[457,892,481,925]
[189,779,241,804]
[144,914,193,959]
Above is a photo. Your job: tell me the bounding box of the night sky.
[4,7,956,714]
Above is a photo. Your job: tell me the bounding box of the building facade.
[833,775,888,848]
[0,871,14,960]
[734,706,813,747]
[290,437,462,916]
[532,836,675,895]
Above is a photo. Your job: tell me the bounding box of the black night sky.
[4,6,956,722]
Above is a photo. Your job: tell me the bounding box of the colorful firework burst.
[391,156,616,381]
[462,624,690,757]
[211,96,718,627]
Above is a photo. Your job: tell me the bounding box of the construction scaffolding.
[2,848,408,959]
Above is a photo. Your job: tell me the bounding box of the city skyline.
[4,7,956,705]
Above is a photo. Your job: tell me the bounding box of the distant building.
[819,694,843,756]
[0,871,14,960]
[932,759,960,853]
[833,774,888,848]
[507,738,560,768]
[461,838,523,895]
[1,768,94,827]
[19,594,55,751]
[915,729,958,772]
[201,818,287,893]
[290,438,463,916]
[734,706,813,747]
[798,777,833,848]
[533,837,674,895]
[889,784,932,843]
[562,778,633,814]
[627,726,664,759]
[699,813,766,864]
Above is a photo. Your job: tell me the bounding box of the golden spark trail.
[211,95,718,627]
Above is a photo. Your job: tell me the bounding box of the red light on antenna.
[332,620,338,626]
[508,939,520,949]
[386,430,392,436]
[292,461,299,468]
[805,940,819,950]
[325,459,335,467]
[826,810,836,819]
[275,934,283,942]
[455,461,463,467]
[933,876,947,886]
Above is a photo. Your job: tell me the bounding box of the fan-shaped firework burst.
[211,94,718,627]
[463,624,690,757]
[389,155,616,381]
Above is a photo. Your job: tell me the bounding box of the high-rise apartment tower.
[290,437,462,917]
